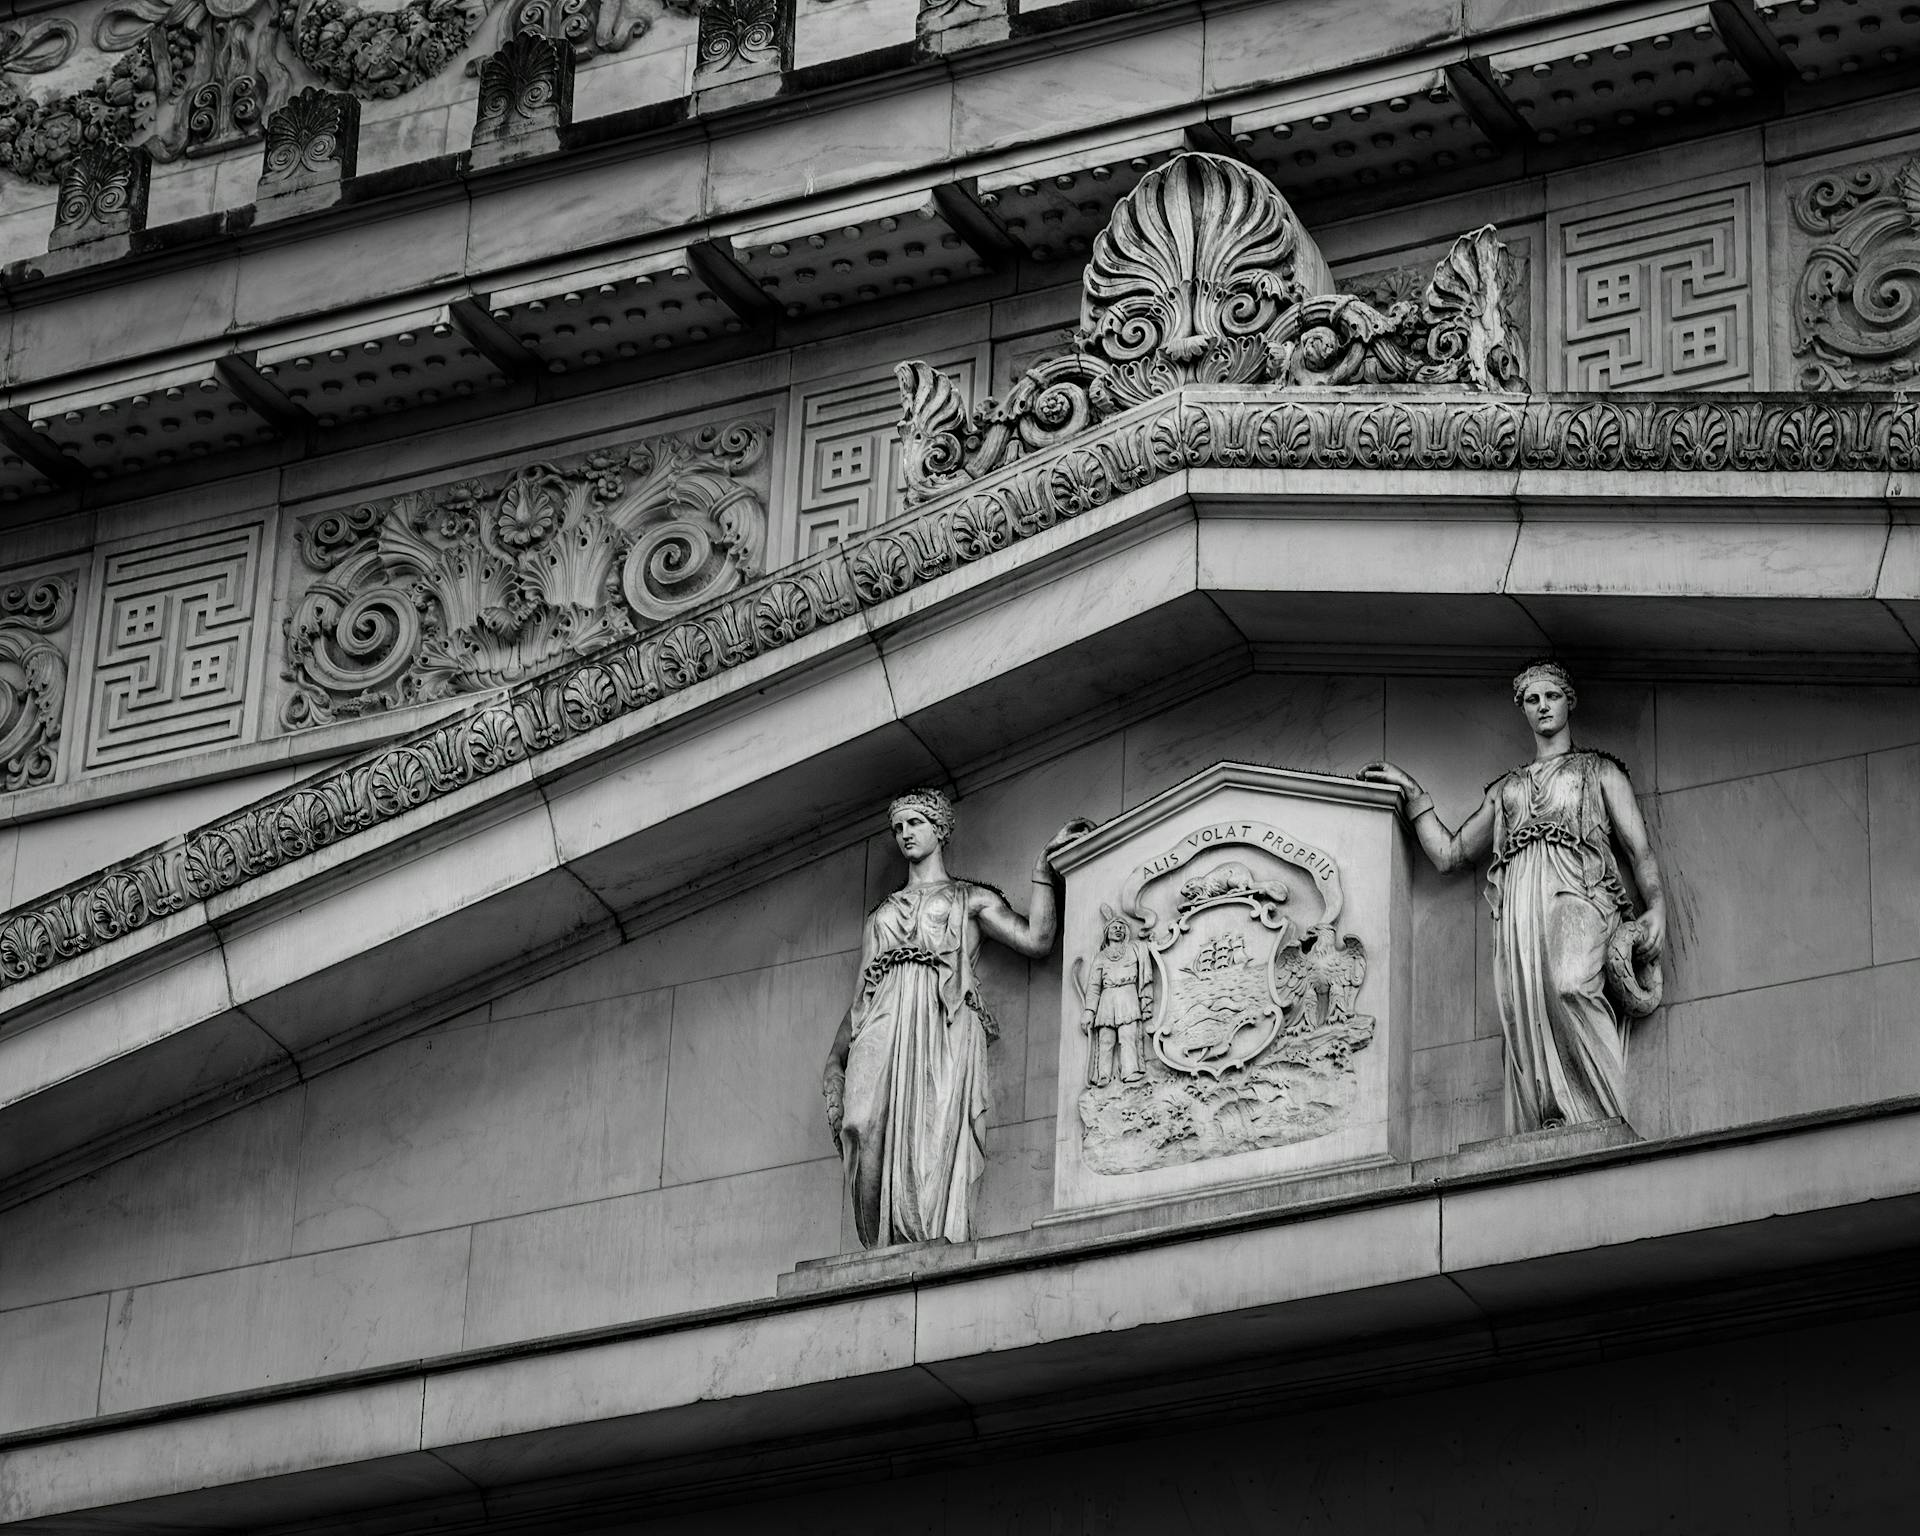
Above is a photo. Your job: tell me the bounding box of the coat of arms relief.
[1075,818,1374,1175]
[1053,764,1408,1214]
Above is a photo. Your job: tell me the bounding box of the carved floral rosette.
[894,151,1530,504]
[1052,765,1410,1213]
[279,415,772,730]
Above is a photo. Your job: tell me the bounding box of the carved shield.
[1118,821,1348,1079]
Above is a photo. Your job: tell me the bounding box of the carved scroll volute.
[1078,151,1335,410]
[894,361,973,502]
[1417,225,1527,391]
[280,418,772,730]
[1792,158,1920,390]
[0,576,75,792]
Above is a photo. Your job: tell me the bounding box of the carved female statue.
[822,790,1093,1248]
[1360,663,1667,1132]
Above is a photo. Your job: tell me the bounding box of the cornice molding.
[0,382,1912,996]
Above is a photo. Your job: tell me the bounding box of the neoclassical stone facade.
[2,1,1920,1530]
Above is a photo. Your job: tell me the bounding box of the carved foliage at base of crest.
[897,154,1529,505]
[0,575,76,793]
[1792,156,1920,390]
[280,417,771,730]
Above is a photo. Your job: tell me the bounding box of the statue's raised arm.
[1359,662,1667,1133]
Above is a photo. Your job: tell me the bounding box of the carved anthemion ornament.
[259,84,357,190]
[470,29,571,158]
[49,140,148,249]
[280,417,772,729]
[1073,820,1376,1174]
[895,152,1529,504]
[0,576,75,793]
[1793,157,1920,390]
[693,0,784,85]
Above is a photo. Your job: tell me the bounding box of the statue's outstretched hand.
[1357,761,1421,797]
[1634,906,1667,962]
[1043,817,1099,866]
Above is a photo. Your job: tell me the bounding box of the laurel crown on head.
[887,787,956,843]
[1511,660,1577,710]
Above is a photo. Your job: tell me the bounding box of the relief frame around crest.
[1071,809,1379,1181]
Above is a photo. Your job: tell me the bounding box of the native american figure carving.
[895,151,1527,504]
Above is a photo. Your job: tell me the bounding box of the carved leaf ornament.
[895,152,1532,503]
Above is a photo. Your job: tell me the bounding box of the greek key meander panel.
[784,352,983,566]
[83,526,263,772]
[1550,180,1757,392]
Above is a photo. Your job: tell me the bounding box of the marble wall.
[0,672,1913,1437]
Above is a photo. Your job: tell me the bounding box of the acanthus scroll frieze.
[1792,155,1920,391]
[279,415,771,731]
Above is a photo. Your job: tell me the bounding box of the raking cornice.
[0,385,1914,997]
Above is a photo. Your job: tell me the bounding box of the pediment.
[0,152,1915,1205]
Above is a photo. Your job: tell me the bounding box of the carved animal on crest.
[1178,859,1274,906]
[1271,923,1369,1046]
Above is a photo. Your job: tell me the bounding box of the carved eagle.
[1272,924,1367,1034]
